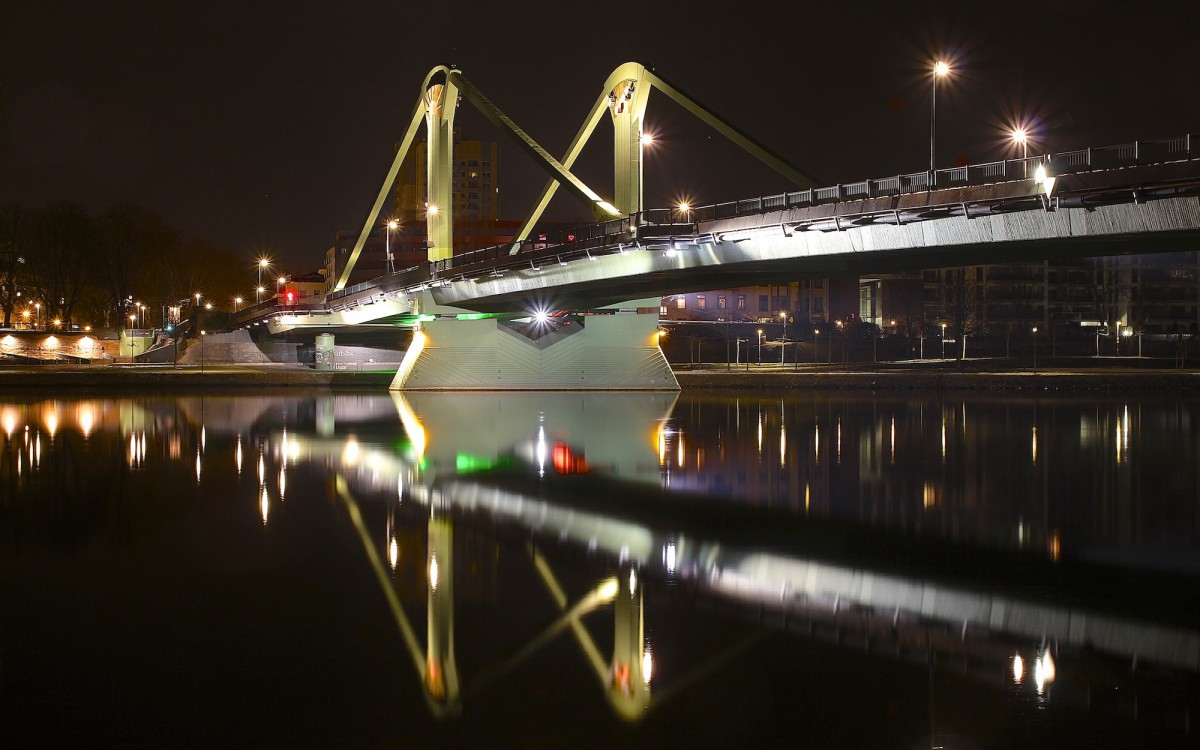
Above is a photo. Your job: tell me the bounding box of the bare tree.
[24,203,98,326]
[0,205,30,327]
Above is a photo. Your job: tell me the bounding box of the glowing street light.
[257,257,271,290]
[385,218,399,273]
[779,311,788,365]
[1032,326,1039,369]
[757,328,764,364]
[234,297,243,312]
[34,302,40,329]
[1011,127,1029,159]
[930,59,952,178]
[940,321,947,359]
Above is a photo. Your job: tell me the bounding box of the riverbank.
[0,363,397,390]
[674,363,1200,390]
[1,360,1199,391]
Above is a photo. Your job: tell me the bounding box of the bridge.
[232,62,1200,390]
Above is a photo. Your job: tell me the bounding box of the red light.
[552,442,589,474]
[285,291,295,303]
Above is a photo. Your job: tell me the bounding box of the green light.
[456,453,496,473]
[455,312,503,321]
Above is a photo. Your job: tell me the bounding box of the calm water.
[2,389,1198,748]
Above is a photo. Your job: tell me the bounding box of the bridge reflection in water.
[3,391,1197,738]
[266,392,1199,723]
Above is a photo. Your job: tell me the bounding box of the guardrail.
[305,133,1199,315]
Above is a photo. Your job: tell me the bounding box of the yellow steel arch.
[513,61,819,245]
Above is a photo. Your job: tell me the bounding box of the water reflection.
[2,390,1198,744]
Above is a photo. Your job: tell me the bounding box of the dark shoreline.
[2,362,1200,391]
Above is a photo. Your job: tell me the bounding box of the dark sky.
[3,0,1198,273]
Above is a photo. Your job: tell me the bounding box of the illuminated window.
[737,295,746,310]
[675,298,685,309]
[718,295,727,309]
[697,295,706,310]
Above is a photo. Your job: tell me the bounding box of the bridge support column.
[391,296,677,390]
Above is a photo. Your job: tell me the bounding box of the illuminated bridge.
[231,63,1200,390]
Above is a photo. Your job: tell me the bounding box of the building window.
[737,295,746,310]
[675,298,686,309]
[718,295,727,309]
[697,295,706,309]
[759,295,768,311]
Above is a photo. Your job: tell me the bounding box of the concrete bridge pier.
[391,294,678,390]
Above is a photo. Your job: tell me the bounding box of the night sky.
[2,0,1198,272]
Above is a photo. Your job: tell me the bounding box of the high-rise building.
[393,130,500,252]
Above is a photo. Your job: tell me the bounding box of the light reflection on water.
[1,390,1198,747]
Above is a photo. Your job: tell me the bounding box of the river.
[2,389,1197,747]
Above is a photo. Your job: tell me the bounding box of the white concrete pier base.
[391,307,677,391]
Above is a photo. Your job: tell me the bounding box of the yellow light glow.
[429,555,439,590]
[44,336,59,349]
[597,577,619,601]
[77,404,95,438]
[933,60,950,76]
[1012,654,1024,683]
[342,438,361,466]
[77,336,94,351]
[389,536,399,569]
[260,486,270,524]
[1,335,16,349]
[640,133,654,146]
[45,410,58,438]
[642,646,654,685]
[427,204,440,216]
[2,407,17,438]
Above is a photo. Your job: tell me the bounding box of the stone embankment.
[2,361,1199,391]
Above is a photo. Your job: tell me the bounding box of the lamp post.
[385,219,398,273]
[757,329,763,365]
[1032,326,1039,370]
[258,258,270,291]
[779,311,787,365]
[34,302,40,329]
[930,60,951,182]
[128,314,136,360]
[940,322,947,359]
[137,302,145,328]
[256,285,266,303]
[1012,127,1029,177]
[814,329,820,364]
[639,132,654,217]
[234,297,242,312]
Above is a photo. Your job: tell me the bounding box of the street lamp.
[1011,127,1029,178]
[137,302,145,328]
[779,311,788,365]
[385,219,399,273]
[639,132,654,215]
[21,309,30,328]
[814,329,820,364]
[257,257,271,290]
[128,314,137,359]
[1032,326,1039,369]
[940,322,947,359]
[34,302,40,329]
[757,328,763,364]
[234,297,242,312]
[256,286,266,303]
[930,59,951,180]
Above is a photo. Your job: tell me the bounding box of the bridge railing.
[314,132,1195,309]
